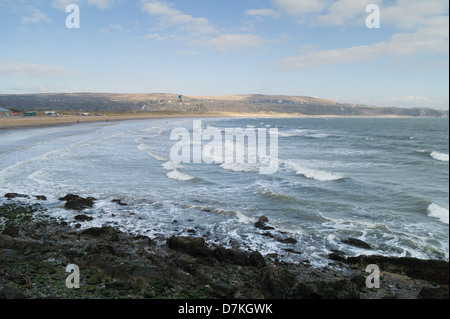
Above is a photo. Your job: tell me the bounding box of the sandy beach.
[0,112,307,130]
[0,112,419,131]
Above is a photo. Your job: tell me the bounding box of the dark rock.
[74,214,94,222]
[346,255,449,285]
[35,195,47,201]
[419,285,449,299]
[296,279,361,299]
[342,238,372,250]
[60,194,95,211]
[187,229,196,235]
[248,251,266,268]
[284,248,302,255]
[213,247,249,266]
[212,283,237,299]
[2,224,20,237]
[255,216,275,231]
[0,286,27,299]
[167,236,211,258]
[81,226,119,242]
[328,252,348,263]
[112,199,128,206]
[282,237,298,244]
[105,282,132,291]
[261,267,297,298]
[4,193,28,199]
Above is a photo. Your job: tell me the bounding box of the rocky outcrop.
[81,226,119,242]
[167,236,266,268]
[345,255,449,285]
[342,238,372,250]
[1,201,447,300]
[254,216,275,230]
[59,194,96,211]
[4,193,29,199]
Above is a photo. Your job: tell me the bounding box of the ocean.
[0,117,448,266]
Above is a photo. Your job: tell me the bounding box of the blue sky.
[0,0,448,109]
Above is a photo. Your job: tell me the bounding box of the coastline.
[0,112,423,131]
[0,197,448,299]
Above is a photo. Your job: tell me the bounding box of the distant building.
[23,112,37,117]
[0,106,13,117]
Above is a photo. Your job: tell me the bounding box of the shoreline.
[0,197,448,299]
[0,112,428,131]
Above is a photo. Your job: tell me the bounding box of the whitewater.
[0,117,448,265]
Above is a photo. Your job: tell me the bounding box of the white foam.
[431,151,449,162]
[220,162,256,173]
[285,161,345,182]
[427,203,449,224]
[162,161,182,171]
[166,170,195,181]
[148,151,167,162]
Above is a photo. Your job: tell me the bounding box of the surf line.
[169,120,279,174]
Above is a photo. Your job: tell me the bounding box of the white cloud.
[381,0,449,30]
[21,6,51,24]
[280,25,449,69]
[143,33,169,41]
[88,0,118,10]
[272,0,329,14]
[140,0,217,36]
[316,0,381,26]
[140,1,265,51]
[207,34,265,51]
[52,0,118,10]
[52,0,83,10]
[245,9,280,19]
[280,0,449,69]
[0,59,75,77]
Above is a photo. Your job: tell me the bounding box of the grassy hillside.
[0,93,447,117]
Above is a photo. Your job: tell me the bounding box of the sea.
[0,117,448,266]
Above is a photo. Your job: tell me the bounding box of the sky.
[0,0,449,110]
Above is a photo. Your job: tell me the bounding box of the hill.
[0,93,447,117]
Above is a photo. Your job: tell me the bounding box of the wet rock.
[213,247,249,266]
[327,252,347,263]
[4,193,29,199]
[35,195,47,201]
[419,286,449,299]
[255,216,275,231]
[342,238,372,250]
[296,279,361,299]
[74,214,94,222]
[248,251,266,268]
[2,224,20,237]
[60,194,95,211]
[261,267,297,298]
[284,248,302,255]
[346,255,449,285]
[212,283,237,299]
[282,237,298,244]
[105,282,132,291]
[112,199,128,206]
[167,236,212,258]
[0,286,27,299]
[81,226,119,242]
